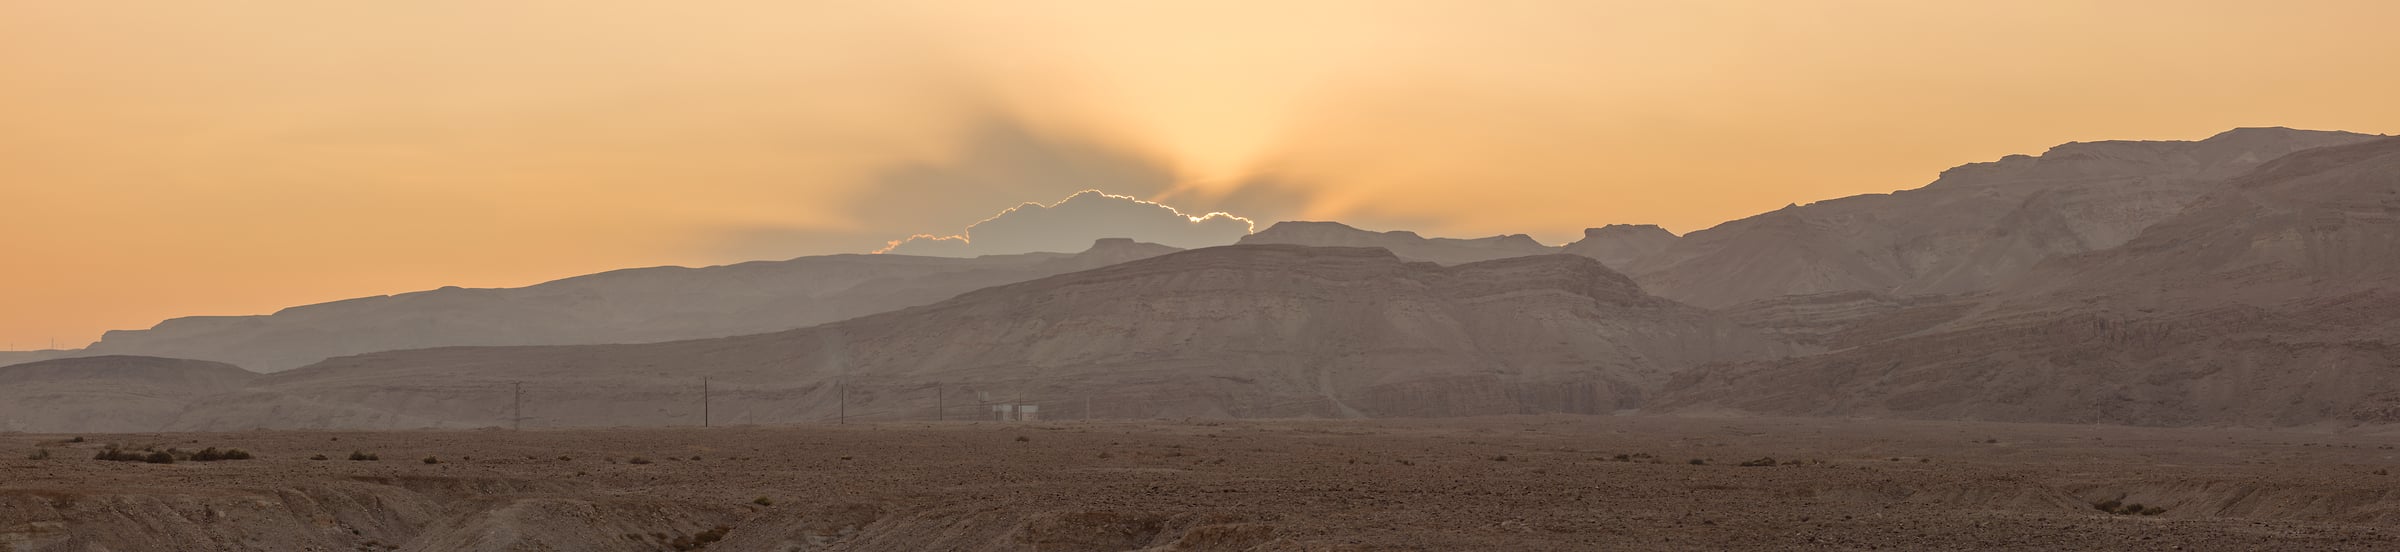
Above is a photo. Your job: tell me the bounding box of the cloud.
[851,118,1183,240]
[881,190,1254,256]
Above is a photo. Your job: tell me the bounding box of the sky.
[4,1,2400,349]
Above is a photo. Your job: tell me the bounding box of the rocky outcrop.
[1561,224,1678,271]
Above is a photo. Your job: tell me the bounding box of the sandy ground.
[5,415,2400,551]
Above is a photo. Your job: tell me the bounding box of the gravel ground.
[4,415,2398,551]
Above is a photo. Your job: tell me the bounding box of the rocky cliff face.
[1236,221,1560,265]
[64,239,1182,372]
[1655,137,2400,426]
[160,245,1784,430]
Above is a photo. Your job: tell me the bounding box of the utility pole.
[512,382,523,431]
[701,377,710,428]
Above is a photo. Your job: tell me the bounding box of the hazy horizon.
[6,1,2400,348]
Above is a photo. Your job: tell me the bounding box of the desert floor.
[5,415,2399,551]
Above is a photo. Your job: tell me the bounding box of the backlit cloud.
[881,190,1254,256]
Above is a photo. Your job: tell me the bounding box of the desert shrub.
[349,451,380,461]
[422,456,441,464]
[186,447,255,462]
[2139,506,2165,515]
[1098,451,1114,459]
[94,446,160,462]
[1738,457,1777,467]
[1688,458,1708,466]
[753,496,774,506]
[2118,503,2145,515]
[27,448,51,460]
[2093,499,2121,513]
[1491,455,1510,462]
[311,454,330,461]
[1612,454,1631,462]
[1015,435,1031,442]
[558,455,573,461]
[628,457,653,465]
[68,436,85,443]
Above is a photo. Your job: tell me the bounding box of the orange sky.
[4,1,2399,349]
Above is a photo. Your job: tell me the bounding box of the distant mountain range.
[155,245,1783,431]
[6,127,2395,431]
[1657,136,2400,426]
[1623,127,2382,307]
[22,238,1178,372]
